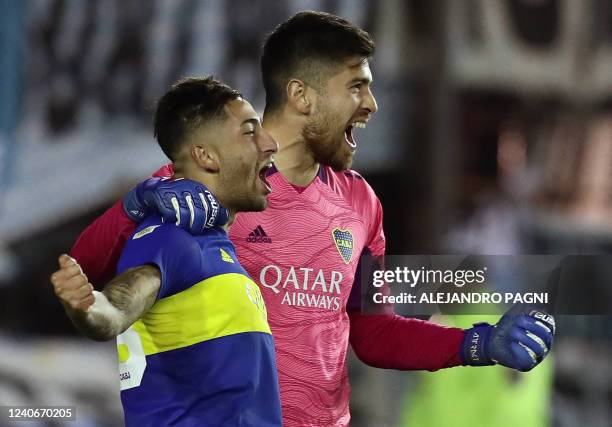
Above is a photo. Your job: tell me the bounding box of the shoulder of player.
[128,220,230,276]
[118,218,202,281]
[325,166,377,201]
[130,217,198,249]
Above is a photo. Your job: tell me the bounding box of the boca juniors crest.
[332,228,353,264]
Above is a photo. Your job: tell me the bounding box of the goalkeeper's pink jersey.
[229,165,385,427]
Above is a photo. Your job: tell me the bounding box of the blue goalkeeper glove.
[123,177,229,234]
[461,304,555,371]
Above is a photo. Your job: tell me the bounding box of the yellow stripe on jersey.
[131,273,270,356]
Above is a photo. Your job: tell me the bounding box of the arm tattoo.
[104,265,159,318]
[66,265,161,341]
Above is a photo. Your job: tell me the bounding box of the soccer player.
[51,77,281,427]
[70,12,554,426]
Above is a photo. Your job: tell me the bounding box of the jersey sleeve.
[71,200,137,287]
[70,164,174,287]
[117,218,202,300]
[151,163,174,178]
[348,178,463,371]
[365,193,385,257]
[347,184,389,315]
[349,312,465,370]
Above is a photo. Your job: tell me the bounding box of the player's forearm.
[66,266,160,341]
[349,311,465,371]
[64,291,125,341]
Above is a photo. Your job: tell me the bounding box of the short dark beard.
[302,104,353,172]
[215,168,267,213]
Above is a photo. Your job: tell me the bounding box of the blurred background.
[0,0,611,426]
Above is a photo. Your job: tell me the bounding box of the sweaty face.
[215,99,277,212]
[302,58,377,171]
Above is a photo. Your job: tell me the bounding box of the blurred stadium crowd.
[0,0,611,426]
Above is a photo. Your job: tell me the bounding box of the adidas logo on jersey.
[220,248,235,263]
[246,225,272,243]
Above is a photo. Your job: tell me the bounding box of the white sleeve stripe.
[199,193,209,228]
[171,197,181,226]
[186,194,195,228]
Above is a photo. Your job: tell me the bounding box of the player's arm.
[71,164,227,284]
[348,251,465,370]
[349,191,554,372]
[348,259,555,372]
[71,200,138,286]
[348,285,466,370]
[51,254,160,341]
[70,165,173,284]
[349,291,554,372]
[346,191,464,369]
[347,250,554,371]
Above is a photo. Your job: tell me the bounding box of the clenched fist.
[50,254,94,312]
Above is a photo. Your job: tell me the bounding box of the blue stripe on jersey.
[121,333,281,427]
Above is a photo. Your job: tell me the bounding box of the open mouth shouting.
[344,120,367,150]
[258,160,274,192]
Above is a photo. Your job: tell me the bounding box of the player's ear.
[192,144,219,173]
[287,79,311,115]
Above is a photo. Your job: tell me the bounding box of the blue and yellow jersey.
[115,216,281,427]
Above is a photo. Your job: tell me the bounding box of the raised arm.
[51,254,160,341]
[348,192,554,372]
[348,272,555,372]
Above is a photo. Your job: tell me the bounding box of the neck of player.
[263,113,320,187]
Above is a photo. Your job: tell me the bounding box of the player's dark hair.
[154,76,242,161]
[261,11,374,114]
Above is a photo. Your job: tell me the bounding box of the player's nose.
[258,129,278,155]
[363,88,378,114]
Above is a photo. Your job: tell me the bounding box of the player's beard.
[302,102,354,172]
[217,163,267,213]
